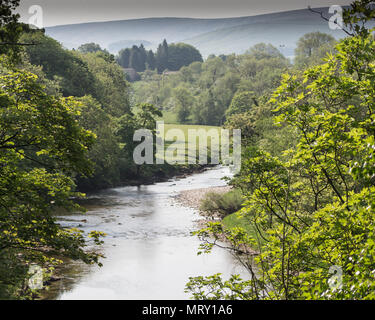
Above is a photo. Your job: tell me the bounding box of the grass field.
[163,123,221,136]
[160,123,222,163]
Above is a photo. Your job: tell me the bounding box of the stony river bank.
[175,186,232,212]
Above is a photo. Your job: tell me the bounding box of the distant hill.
[107,40,153,53]
[45,7,348,58]
[45,16,255,51]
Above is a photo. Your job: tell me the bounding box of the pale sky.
[17,0,354,27]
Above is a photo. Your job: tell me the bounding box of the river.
[46,166,246,300]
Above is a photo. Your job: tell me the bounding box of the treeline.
[117,39,203,73]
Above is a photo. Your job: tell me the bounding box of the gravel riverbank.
[175,186,232,213]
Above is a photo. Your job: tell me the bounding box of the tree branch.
[0,42,38,46]
[307,6,354,37]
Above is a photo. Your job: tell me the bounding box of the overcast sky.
[17,0,354,27]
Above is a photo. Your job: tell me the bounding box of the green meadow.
[160,123,222,163]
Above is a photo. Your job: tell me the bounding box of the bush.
[200,189,243,218]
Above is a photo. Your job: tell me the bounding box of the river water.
[47,166,246,300]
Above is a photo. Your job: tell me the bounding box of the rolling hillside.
[45,7,348,57]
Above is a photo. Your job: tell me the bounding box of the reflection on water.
[45,166,248,300]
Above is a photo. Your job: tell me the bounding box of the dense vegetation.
[117,39,203,73]
[0,0,181,299]
[0,0,108,299]
[0,0,339,300]
[131,37,335,127]
[1,0,375,301]
[186,0,375,300]
[17,31,189,192]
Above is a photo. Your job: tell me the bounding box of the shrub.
[200,189,243,218]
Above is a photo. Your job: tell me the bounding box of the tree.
[80,50,130,117]
[78,42,105,54]
[0,0,23,59]
[117,45,155,72]
[146,50,156,70]
[20,31,96,97]
[129,47,145,72]
[0,61,104,298]
[75,95,122,191]
[224,111,256,143]
[173,86,194,123]
[0,0,19,29]
[201,56,226,87]
[167,43,203,71]
[117,48,131,68]
[246,43,284,60]
[193,90,219,125]
[294,32,336,67]
[237,45,289,96]
[156,39,169,73]
[138,44,147,70]
[226,91,257,117]
[117,103,162,177]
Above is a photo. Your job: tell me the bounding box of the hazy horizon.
[17,0,353,27]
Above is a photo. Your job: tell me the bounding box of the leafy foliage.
[186,1,375,300]
[116,103,162,178]
[78,42,108,54]
[294,32,336,68]
[226,91,257,117]
[0,59,104,298]
[167,43,203,71]
[0,0,22,60]
[132,44,289,126]
[20,31,96,97]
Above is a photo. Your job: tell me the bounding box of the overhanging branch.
[308,6,354,37]
[0,42,38,46]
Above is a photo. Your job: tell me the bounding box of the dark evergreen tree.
[117,40,202,74]
[139,44,147,68]
[156,39,169,73]
[129,46,145,72]
[117,48,131,68]
[146,50,156,70]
